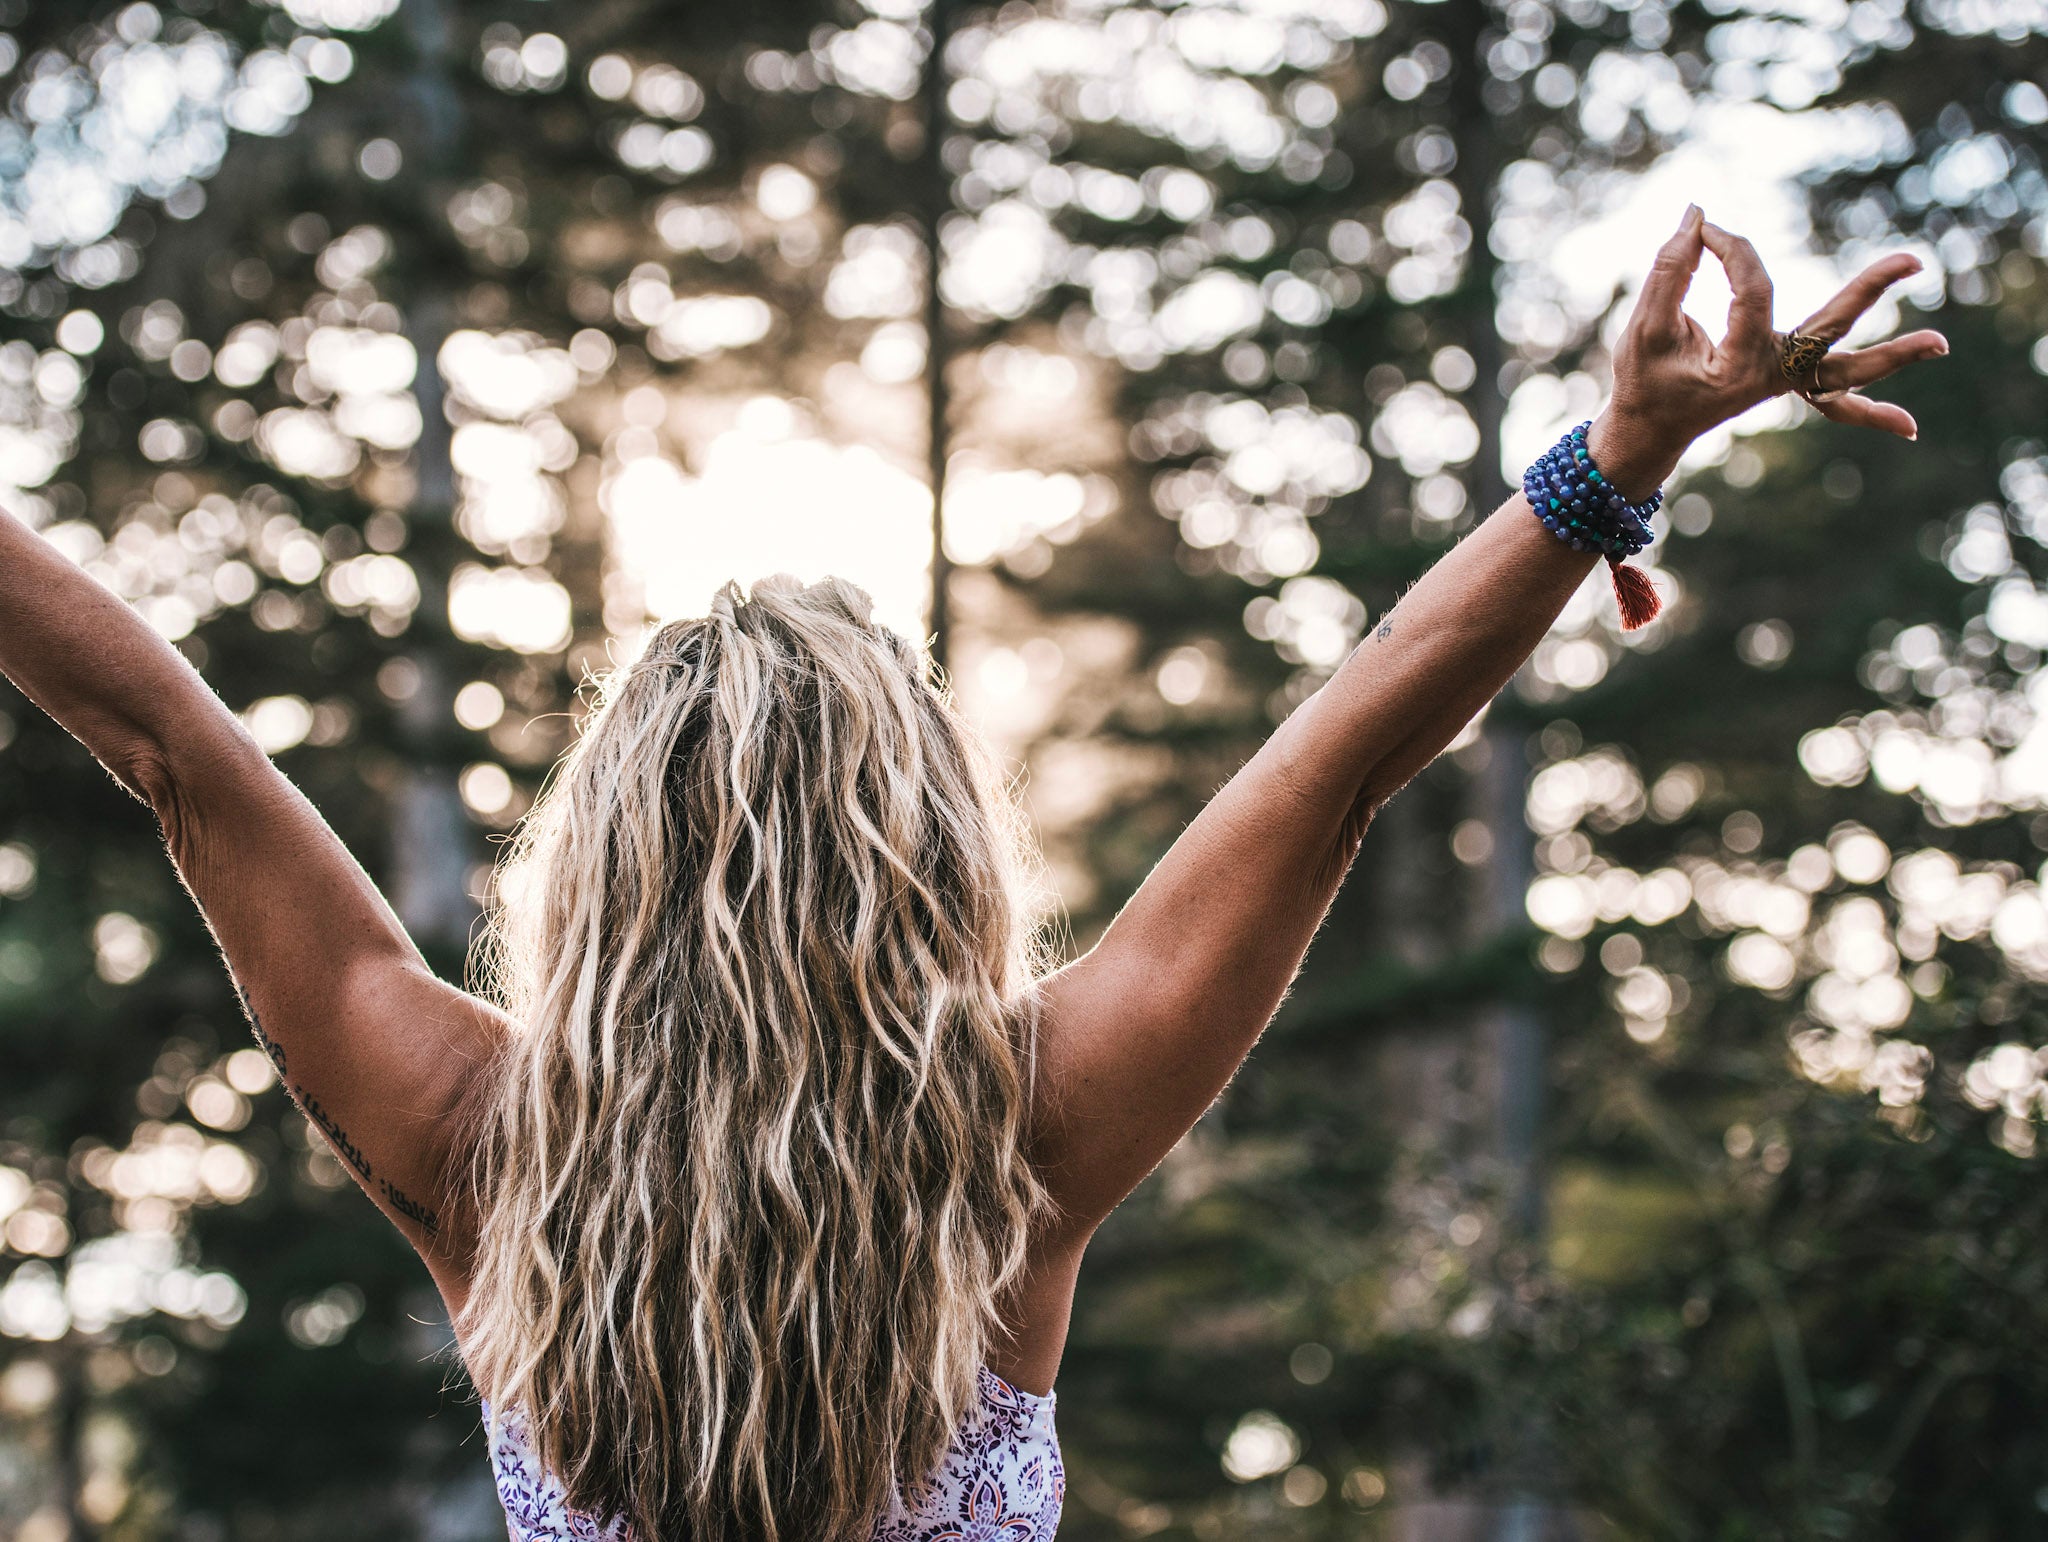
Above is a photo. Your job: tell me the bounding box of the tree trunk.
[1446,0,1572,1533]
[919,0,955,669]
[390,0,476,956]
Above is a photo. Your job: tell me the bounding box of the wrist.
[1585,408,1684,505]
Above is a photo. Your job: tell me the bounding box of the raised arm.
[1029,207,1949,1238]
[0,501,501,1295]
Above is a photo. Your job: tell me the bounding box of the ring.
[1780,329,1846,404]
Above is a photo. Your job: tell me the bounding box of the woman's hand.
[1586,203,1950,501]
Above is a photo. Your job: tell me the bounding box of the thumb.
[1637,203,1706,330]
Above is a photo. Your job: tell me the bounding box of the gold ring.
[1781,330,1848,405]
[1780,329,1830,384]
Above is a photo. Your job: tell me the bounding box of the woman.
[1,207,1944,1540]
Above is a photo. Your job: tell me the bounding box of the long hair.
[458,574,1058,1541]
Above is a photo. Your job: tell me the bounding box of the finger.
[1810,390,1918,440]
[1636,203,1707,332]
[1796,253,1925,343]
[1816,329,1949,392]
[1700,223,1774,357]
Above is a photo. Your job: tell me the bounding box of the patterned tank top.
[485,1365,1064,1541]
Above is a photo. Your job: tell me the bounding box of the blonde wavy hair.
[457,574,1058,1541]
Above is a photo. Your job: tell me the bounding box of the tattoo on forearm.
[237,992,370,1178]
[1375,617,1394,641]
[380,1179,440,1236]
[299,1090,373,1181]
[238,990,420,1218]
[239,994,289,1078]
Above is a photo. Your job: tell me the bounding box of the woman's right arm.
[1027,212,1948,1242]
[0,506,502,1296]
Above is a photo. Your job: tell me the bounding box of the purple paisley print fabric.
[485,1366,1063,1542]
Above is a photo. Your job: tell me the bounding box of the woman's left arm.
[0,501,501,1292]
[1027,209,1950,1241]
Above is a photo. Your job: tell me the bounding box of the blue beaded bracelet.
[1521,420,1663,629]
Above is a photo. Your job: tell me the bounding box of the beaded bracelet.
[1520,420,1663,630]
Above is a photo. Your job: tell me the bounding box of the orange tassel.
[1609,557,1661,630]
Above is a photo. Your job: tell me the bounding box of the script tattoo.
[1375,617,1395,642]
[299,1090,373,1181]
[235,988,380,1195]
[380,1179,440,1237]
[238,994,289,1078]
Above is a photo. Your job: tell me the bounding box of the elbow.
[116,712,252,826]
[117,737,200,853]
[1336,790,1382,864]
[112,735,173,807]
[1309,788,1381,890]
[1347,773,1398,832]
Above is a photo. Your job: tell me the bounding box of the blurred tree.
[926,1,2048,1539]
[0,0,905,1528]
[0,0,560,1530]
[912,0,1707,1533]
[1498,21,2048,1535]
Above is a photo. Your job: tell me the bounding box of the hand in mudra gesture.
[1587,202,1950,499]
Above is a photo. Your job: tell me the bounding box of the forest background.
[0,0,2044,1536]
